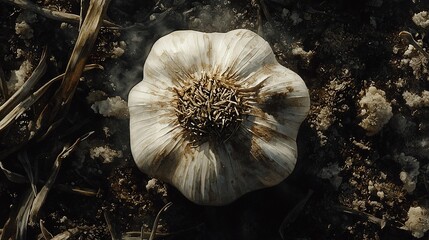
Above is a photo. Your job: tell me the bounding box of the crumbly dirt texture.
[1,0,429,239]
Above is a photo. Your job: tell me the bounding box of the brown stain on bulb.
[251,124,273,142]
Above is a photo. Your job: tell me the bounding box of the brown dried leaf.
[28,131,94,225]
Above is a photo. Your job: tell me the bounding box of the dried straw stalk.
[36,0,111,136]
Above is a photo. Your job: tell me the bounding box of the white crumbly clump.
[91,96,129,119]
[145,178,168,197]
[358,86,393,136]
[404,206,429,238]
[376,191,385,199]
[7,60,33,93]
[403,90,429,108]
[395,153,420,193]
[292,46,314,59]
[292,45,314,64]
[111,41,126,58]
[15,21,33,39]
[413,11,429,28]
[86,90,108,103]
[318,162,343,189]
[352,199,367,211]
[401,44,428,80]
[16,48,25,58]
[90,146,123,163]
[290,11,302,25]
[15,11,37,40]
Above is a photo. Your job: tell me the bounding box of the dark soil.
[1,0,429,239]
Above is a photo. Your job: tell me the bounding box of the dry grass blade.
[399,31,429,59]
[121,203,173,240]
[336,206,387,229]
[0,47,47,120]
[55,184,99,197]
[104,211,119,240]
[258,0,272,23]
[148,202,172,240]
[16,189,35,240]
[0,74,56,133]
[0,64,102,135]
[279,189,313,240]
[50,227,80,240]
[1,189,35,240]
[0,0,119,29]
[79,0,89,30]
[36,0,111,135]
[0,66,8,100]
[40,219,53,240]
[18,151,38,196]
[122,232,170,240]
[0,161,27,183]
[28,131,94,225]
[122,223,202,240]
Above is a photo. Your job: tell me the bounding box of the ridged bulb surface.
[128,29,310,205]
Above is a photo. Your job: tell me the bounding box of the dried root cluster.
[174,73,254,143]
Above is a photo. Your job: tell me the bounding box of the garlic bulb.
[128,29,310,205]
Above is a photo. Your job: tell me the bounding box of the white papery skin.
[128,29,310,205]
